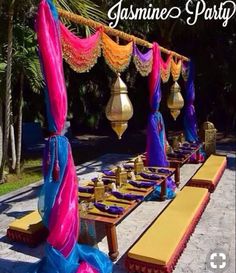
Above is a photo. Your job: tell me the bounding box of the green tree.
[0,0,107,182]
[12,23,43,174]
[0,0,15,183]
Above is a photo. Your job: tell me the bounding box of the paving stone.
[0,152,235,273]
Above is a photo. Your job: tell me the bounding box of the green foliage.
[0,60,6,73]
[0,158,42,196]
[56,0,107,35]
[0,56,6,90]
[12,23,43,94]
[56,0,106,21]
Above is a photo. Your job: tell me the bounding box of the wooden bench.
[187,154,227,192]
[7,210,48,246]
[125,186,210,273]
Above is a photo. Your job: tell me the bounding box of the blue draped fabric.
[146,43,169,167]
[39,136,68,227]
[146,43,176,199]
[183,61,199,142]
[32,137,112,273]
[147,111,169,166]
[183,61,206,162]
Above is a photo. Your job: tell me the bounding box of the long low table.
[79,167,175,261]
[167,144,202,186]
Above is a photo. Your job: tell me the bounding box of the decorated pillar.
[183,61,199,142]
[146,43,169,167]
[145,43,176,199]
[183,61,205,162]
[31,1,112,272]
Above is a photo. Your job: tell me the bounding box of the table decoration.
[149,168,172,174]
[134,156,144,174]
[128,180,156,188]
[102,170,116,176]
[112,191,144,201]
[94,202,125,215]
[139,172,164,180]
[79,186,94,193]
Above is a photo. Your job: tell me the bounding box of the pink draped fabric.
[47,148,79,257]
[35,1,112,273]
[76,262,98,273]
[60,22,101,52]
[60,23,101,73]
[148,43,161,109]
[160,54,171,70]
[37,0,67,133]
[160,54,172,82]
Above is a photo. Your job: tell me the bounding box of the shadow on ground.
[5,210,34,219]
[0,258,36,273]
[0,234,45,260]
[227,156,236,171]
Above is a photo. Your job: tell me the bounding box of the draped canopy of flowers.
[60,22,188,79]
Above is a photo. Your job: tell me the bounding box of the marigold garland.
[133,44,153,77]
[102,32,133,73]
[60,22,101,73]
[171,58,182,81]
[160,55,172,83]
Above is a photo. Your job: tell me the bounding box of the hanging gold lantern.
[167,81,184,120]
[105,74,133,139]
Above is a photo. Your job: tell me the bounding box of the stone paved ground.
[0,150,235,273]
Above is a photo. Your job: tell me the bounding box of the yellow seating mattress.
[8,210,43,234]
[126,186,210,272]
[188,155,227,192]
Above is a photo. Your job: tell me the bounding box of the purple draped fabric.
[133,44,153,62]
[183,61,206,162]
[183,61,199,142]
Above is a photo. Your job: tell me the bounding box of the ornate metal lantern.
[105,74,133,139]
[200,121,217,156]
[167,81,184,120]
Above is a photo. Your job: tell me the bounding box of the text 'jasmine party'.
[108,0,236,28]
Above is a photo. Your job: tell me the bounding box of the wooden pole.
[58,8,190,62]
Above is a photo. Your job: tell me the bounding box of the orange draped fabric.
[171,58,182,81]
[101,32,133,73]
